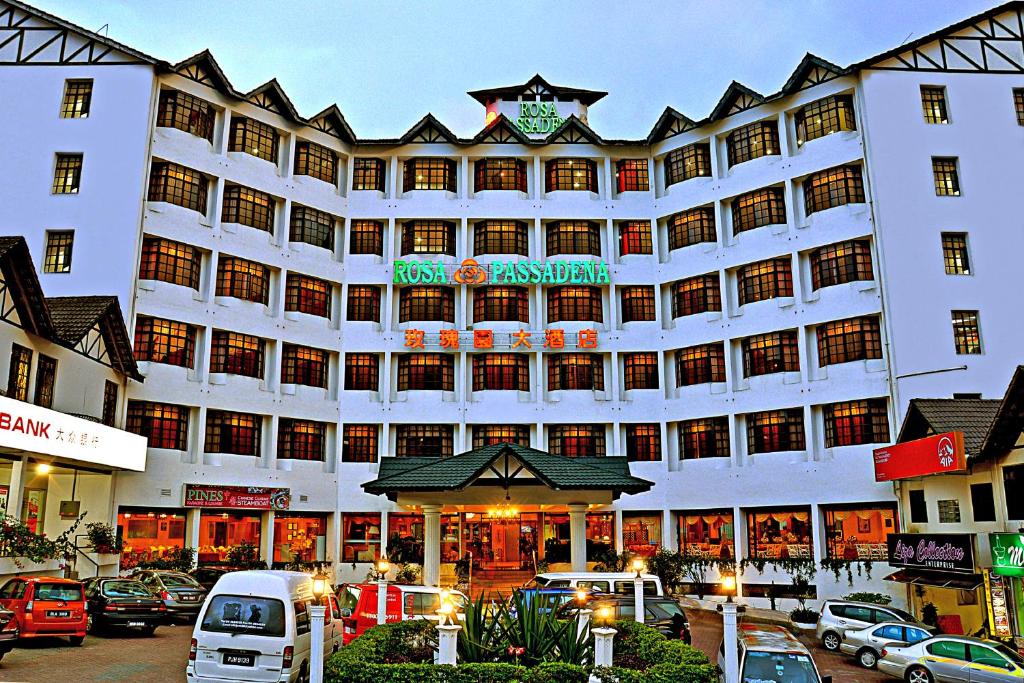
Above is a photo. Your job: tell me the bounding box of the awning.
[885,569,984,590]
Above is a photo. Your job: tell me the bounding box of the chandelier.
[488,490,517,519]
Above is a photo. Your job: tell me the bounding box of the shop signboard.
[0,484,7,513]
[872,432,966,482]
[394,258,612,286]
[990,533,1024,577]
[184,484,291,511]
[887,533,975,573]
[985,571,1013,638]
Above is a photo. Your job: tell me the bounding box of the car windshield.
[102,581,152,598]
[649,601,685,619]
[160,574,201,588]
[35,583,83,601]
[201,595,286,637]
[742,651,820,683]
[994,643,1024,666]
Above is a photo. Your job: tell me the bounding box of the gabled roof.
[245,79,301,121]
[781,54,848,94]
[979,365,1024,458]
[399,113,460,144]
[545,115,603,145]
[0,236,51,336]
[308,104,356,144]
[171,50,235,94]
[470,114,532,144]
[709,81,766,121]
[46,296,142,381]
[897,398,1001,458]
[647,106,698,144]
[467,74,607,106]
[362,442,653,501]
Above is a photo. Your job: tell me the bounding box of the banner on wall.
[887,533,975,573]
[184,485,290,511]
[872,432,966,482]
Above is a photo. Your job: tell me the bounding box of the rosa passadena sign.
[184,484,291,511]
[887,533,975,573]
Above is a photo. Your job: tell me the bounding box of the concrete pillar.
[185,509,202,568]
[723,601,739,683]
[325,512,339,578]
[437,623,461,665]
[593,627,616,667]
[423,504,442,587]
[261,510,275,566]
[568,503,587,572]
[5,457,24,517]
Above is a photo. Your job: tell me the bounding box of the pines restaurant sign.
[184,484,291,511]
[395,258,610,286]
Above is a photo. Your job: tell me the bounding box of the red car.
[0,576,87,645]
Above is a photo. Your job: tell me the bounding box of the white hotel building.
[1,0,1023,602]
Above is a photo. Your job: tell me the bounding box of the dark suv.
[563,595,691,642]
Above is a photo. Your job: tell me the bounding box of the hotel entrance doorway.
[463,512,538,571]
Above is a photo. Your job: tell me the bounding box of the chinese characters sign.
[394,258,611,286]
[872,432,966,482]
[403,328,598,351]
[184,484,291,511]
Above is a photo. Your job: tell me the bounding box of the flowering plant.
[0,513,84,568]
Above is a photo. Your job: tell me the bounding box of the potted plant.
[85,521,121,554]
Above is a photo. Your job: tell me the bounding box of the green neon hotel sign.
[394,258,610,286]
[990,533,1024,577]
[515,102,565,134]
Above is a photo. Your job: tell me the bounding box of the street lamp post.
[436,594,460,665]
[721,573,739,683]
[630,558,646,624]
[574,589,592,641]
[375,558,390,625]
[310,572,329,683]
[592,605,617,668]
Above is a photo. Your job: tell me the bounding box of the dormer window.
[403,158,456,192]
[545,158,597,192]
[228,116,278,162]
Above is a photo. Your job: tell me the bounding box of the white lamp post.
[574,589,592,641]
[592,605,616,668]
[375,558,390,625]
[309,572,329,683]
[630,557,646,624]
[721,573,739,683]
[436,595,460,665]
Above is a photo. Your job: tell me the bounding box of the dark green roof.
[362,443,653,500]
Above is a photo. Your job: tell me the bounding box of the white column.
[593,626,616,667]
[260,511,275,566]
[633,575,645,623]
[576,608,592,641]
[568,503,587,572]
[377,577,388,625]
[423,504,442,587]
[185,509,202,569]
[5,457,24,517]
[723,601,739,683]
[437,623,461,665]
[310,603,326,683]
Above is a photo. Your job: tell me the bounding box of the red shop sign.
[872,432,966,482]
[184,484,291,511]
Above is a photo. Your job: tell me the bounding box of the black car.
[564,595,691,643]
[0,605,17,660]
[190,566,235,592]
[84,578,166,635]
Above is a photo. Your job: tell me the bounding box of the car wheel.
[87,614,101,635]
[821,631,841,651]
[906,666,934,683]
[298,660,309,683]
[140,626,157,637]
[68,635,85,646]
[857,648,878,668]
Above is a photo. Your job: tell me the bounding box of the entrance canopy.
[885,568,984,591]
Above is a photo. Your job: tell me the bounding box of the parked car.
[815,599,922,652]
[134,570,207,621]
[524,572,664,597]
[514,586,605,613]
[0,605,18,660]
[0,576,86,645]
[336,583,468,645]
[83,577,166,635]
[878,634,1024,682]
[838,620,936,668]
[720,623,832,683]
[190,567,236,592]
[187,570,343,683]
[564,595,691,642]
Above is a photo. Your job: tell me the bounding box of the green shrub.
[522,662,589,683]
[325,662,527,683]
[610,619,671,670]
[842,591,892,605]
[592,664,718,683]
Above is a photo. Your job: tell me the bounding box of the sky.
[35,0,997,139]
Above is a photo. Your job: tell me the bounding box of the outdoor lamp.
[440,588,450,603]
[376,558,390,579]
[722,573,737,603]
[631,557,646,577]
[575,588,588,604]
[596,605,613,626]
[437,597,455,625]
[311,572,329,601]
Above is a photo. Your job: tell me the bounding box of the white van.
[525,572,664,596]
[186,570,342,683]
[718,623,832,683]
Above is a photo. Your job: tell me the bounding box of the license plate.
[178,594,199,602]
[47,610,71,618]
[128,621,147,627]
[223,652,255,667]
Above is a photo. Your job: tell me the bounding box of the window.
[281,344,328,388]
[951,310,981,354]
[43,231,74,273]
[285,273,332,318]
[216,256,270,305]
[222,185,274,232]
[620,286,656,323]
[664,143,711,187]
[933,157,960,196]
[823,506,896,560]
[52,153,82,194]
[747,510,813,559]
[475,158,527,192]
[290,206,334,251]
[229,116,278,162]
[277,419,326,461]
[921,86,949,124]
[34,356,56,409]
[397,354,454,391]
[403,158,456,192]
[294,141,337,184]
[134,316,197,368]
[942,233,970,275]
[7,344,31,401]
[205,410,261,455]
[679,417,730,459]
[396,424,453,457]
[126,401,189,450]
[1015,89,1024,126]
[148,162,207,213]
[971,482,996,522]
[909,489,929,523]
[473,286,529,323]
[795,95,856,144]
[668,208,716,251]
[816,316,882,366]
[545,158,598,193]
[401,221,456,256]
[737,257,792,306]
[742,331,799,377]
[926,640,966,660]
[1006,465,1024,520]
[623,353,659,390]
[937,499,961,524]
[472,354,529,391]
[352,158,386,192]
[157,89,215,141]
[347,285,381,322]
[675,343,725,386]
[342,425,378,463]
[398,286,455,322]
[810,240,874,289]
[140,237,201,289]
[804,166,865,214]
[671,274,721,318]
[344,354,379,391]
[549,425,605,457]
[546,221,601,256]
[341,513,381,562]
[618,222,652,256]
[547,286,603,323]
[472,425,530,448]
[474,221,529,256]
[726,120,780,167]
[732,187,785,234]
[823,399,889,447]
[747,409,805,453]
[101,380,118,427]
[210,330,265,378]
[548,354,604,391]
[625,424,661,461]
[969,644,1015,670]
[60,79,92,118]
[616,159,649,192]
[349,220,384,255]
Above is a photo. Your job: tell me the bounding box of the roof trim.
[467,74,608,106]
[979,365,1024,458]
[709,81,766,121]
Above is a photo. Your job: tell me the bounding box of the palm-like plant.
[496,591,568,666]
[457,594,502,663]
[551,615,592,665]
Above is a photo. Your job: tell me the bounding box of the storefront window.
[823,505,896,560]
[541,512,614,563]
[342,513,381,563]
[117,509,185,570]
[678,511,735,560]
[441,514,461,563]
[198,511,261,565]
[623,512,662,558]
[746,509,812,560]
[272,514,327,565]
[463,512,539,570]
[388,513,424,564]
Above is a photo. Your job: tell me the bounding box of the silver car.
[815,599,921,652]
[878,635,1024,682]
[838,620,935,669]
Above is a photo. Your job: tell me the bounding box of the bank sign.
[872,432,966,482]
[515,101,564,134]
[887,533,975,573]
[394,258,610,286]
[990,533,1024,577]
[184,484,291,511]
